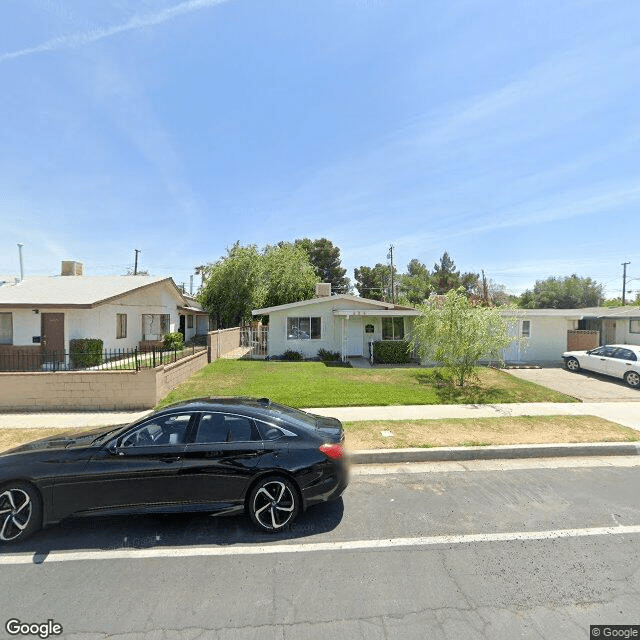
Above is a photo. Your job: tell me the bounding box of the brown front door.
[41,313,65,363]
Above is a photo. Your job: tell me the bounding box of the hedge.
[69,338,103,368]
[372,340,412,364]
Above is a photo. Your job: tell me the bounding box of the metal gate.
[239,324,268,359]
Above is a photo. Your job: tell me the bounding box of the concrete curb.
[349,441,640,464]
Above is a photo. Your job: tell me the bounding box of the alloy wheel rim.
[253,481,295,530]
[0,489,32,541]
[628,372,640,387]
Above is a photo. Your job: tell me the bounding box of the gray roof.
[0,275,185,308]
[511,306,640,319]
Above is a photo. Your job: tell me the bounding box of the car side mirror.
[106,440,124,456]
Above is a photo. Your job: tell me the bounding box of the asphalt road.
[1,457,640,640]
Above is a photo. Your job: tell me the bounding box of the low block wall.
[207,327,241,360]
[0,349,209,411]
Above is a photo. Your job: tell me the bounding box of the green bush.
[163,332,185,350]
[372,340,412,364]
[317,348,341,362]
[282,350,303,361]
[70,338,103,368]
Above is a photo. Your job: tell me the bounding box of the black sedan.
[0,397,348,543]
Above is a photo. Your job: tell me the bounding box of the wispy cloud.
[0,0,234,64]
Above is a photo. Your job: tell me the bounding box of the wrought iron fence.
[0,345,207,372]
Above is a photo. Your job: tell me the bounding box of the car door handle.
[160,455,182,463]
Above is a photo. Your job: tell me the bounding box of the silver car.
[562,344,640,388]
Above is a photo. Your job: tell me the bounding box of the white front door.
[346,317,363,356]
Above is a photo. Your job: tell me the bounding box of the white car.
[562,344,640,388]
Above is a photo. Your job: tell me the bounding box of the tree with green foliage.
[198,243,262,328]
[398,259,432,305]
[198,242,319,328]
[294,238,350,293]
[519,274,604,308]
[354,263,396,301]
[411,289,517,387]
[431,251,478,295]
[258,243,319,310]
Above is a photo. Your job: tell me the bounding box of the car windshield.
[266,402,318,428]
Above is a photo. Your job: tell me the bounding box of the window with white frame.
[0,313,12,345]
[630,318,640,334]
[521,320,531,338]
[287,317,321,340]
[187,315,194,329]
[382,317,404,340]
[116,314,127,339]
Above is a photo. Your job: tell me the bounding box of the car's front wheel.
[565,357,580,372]
[248,476,300,532]
[624,371,640,389]
[0,483,42,543]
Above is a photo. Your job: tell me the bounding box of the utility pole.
[134,249,141,275]
[387,245,395,304]
[622,261,631,305]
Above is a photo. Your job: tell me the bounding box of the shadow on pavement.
[0,498,345,560]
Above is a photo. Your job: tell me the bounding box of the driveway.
[505,366,640,402]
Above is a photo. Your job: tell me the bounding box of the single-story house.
[0,261,211,366]
[253,283,640,365]
[502,306,640,365]
[252,284,420,360]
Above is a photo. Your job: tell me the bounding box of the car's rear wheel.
[0,483,42,543]
[248,476,300,532]
[565,357,580,372]
[624,371,640,389]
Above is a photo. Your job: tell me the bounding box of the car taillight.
[319,443,343,460]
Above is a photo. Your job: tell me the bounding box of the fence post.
[134,348,139,371]
[152,348,156,368]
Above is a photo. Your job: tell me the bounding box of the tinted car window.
[196,413,260,443]
[255,420,298,441]
[266,402,317,429]
[119,414,191,447]
[614,348,637,361]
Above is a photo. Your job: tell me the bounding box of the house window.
[142,314,171,340]
[287,317,321,340]
[630,318,640,334]
[187,315,194,329]
[0,313,12,345]
[116,314,127,339]
[382,317,404,340]
[521,320,531,338]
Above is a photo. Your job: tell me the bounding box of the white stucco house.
[0,261,210,365]
[502,306,640,365]
[252,282,640,365]
[252,285,419,361]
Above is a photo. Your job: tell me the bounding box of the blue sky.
[1,0,639,298]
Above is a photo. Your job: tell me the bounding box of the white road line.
[2,525,640,565]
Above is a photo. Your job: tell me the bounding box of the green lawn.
[157,360,577,408]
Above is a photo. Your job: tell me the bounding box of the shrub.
[372,340,412,364]
[317,348,341,362]
[163,332,185,350]
[282,350,303,361]
[70,338,103,368]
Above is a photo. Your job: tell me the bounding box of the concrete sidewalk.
[1,401,639,430]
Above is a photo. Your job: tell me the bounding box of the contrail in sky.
[0,0,233,63]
